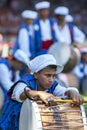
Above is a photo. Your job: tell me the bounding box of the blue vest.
[68,23,74,43]
[79,62,85,74]
[13,23,36,58]
[0,58,11,71]
[8,74,58,97]
[79,60,86,82]
[34,18,57,56]
[0,74,58,130]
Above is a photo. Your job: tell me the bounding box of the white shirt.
[0,64,19,91]
[18,25,34,58]
[12,82,78,102]
[55,23,85,45]
[40,19,52,41]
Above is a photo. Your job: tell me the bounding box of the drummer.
[13,10,38,59]
[54,6,86,45]
[72,47,87,93]
[0,54,84,130]
[34,1,58,56]
[0,49,30,102]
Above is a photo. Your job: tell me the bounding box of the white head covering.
[35,1,50,10]
[65,14,73,22]
[29,54,63,73]
[21,10,38,19]
[80,48,87,53]
[54,6,69,15]
[14,49,29,66]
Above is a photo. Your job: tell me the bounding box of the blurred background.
[0,0,87,42]
[0,0,87,115]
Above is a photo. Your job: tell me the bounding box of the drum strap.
[68,23,74,43]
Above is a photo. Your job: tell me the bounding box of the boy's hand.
[65,90,84,106]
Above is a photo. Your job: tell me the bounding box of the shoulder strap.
[68,23,74,43]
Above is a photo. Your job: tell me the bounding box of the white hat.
[35,1,50,10]
[80,48,87,53]
[29,54,63,73]
[65,14,73,22]
[21,10,38,19]
[14,49,29,66]
[54,6,69,15]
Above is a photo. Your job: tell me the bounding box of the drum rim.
[19,99,43,130]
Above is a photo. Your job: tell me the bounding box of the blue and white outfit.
[0,58,16,98]
[0,74,77,130]
[54,6,86,45]
[13,23,36,59]
[55,22,85,45]
[13,10,38,59]
[0,49,29,94]
[34,18,58,55]
[0,54,78,130]
[0,50,29,118]
[72,48,87,86]
[72,60,87,85]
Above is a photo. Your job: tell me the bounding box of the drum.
[48,42,80,73]
[19,99,87,130]
[0,87,4,109]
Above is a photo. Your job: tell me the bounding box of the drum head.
[19,99,42,130]
[48,42,70,65]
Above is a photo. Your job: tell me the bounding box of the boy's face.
[39,8,49,18]
[12,60,24,71]
[56,15,65,22]
[25,19,34,25]
[34,67,56,91]
[81,53,87,63]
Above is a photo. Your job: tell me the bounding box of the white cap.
[29,54,63,73]
[35,1,50,10]
[54,6,69,15]
[21,10,38,19]
[65,14,73,22]
[80,48,87,53]
[14,49,29,66]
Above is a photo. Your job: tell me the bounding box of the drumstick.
[48,99,73,103]
[48,99,87,103]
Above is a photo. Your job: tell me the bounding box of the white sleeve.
[12,82,30,102]
[0,64,14,91]
[53,84,78,97]
[73,26,86,44]
[18,28,31,57]
[53,22,63,42]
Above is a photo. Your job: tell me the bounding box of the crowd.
[13,1,85,58]
[0,1,87,130]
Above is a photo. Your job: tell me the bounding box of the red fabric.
[42,40,53,50]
